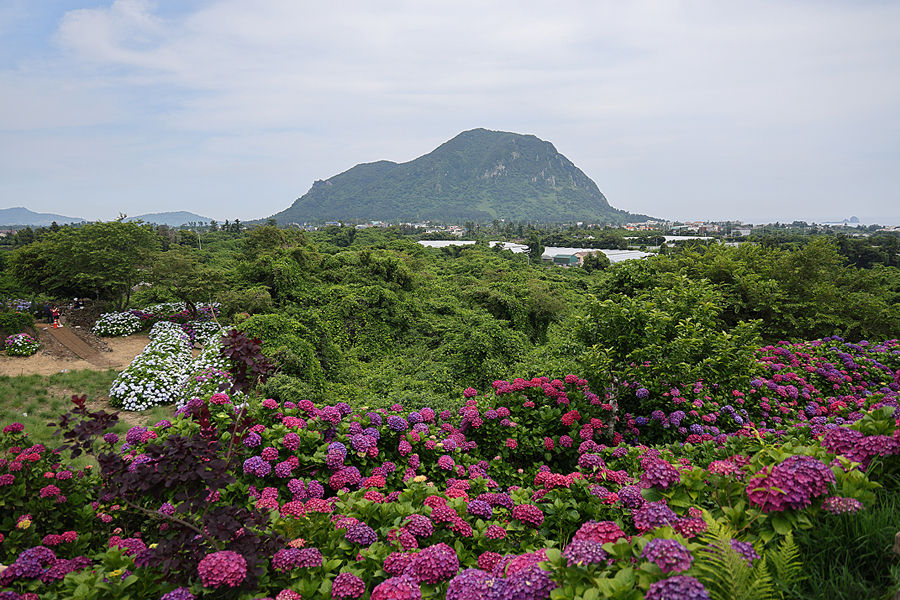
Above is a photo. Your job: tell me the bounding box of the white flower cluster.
[108,322,194,411]
[142,301,188,315]
[188,320,223,344]
[92,311,143,337]
[5,333,41,357]
[178,329,244,409]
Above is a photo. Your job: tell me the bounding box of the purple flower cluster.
[387,416,409,432]
[332,572,366,599]
[345,522,378,547]
[467,499,493,519]
[645,576,710,600]
[641,538,694,573]
[747,455,835,512]
[242,456,271,477]
[272,547,323,570]
[406,543,459,585]
[640,459,682,489]
[729,539,761,566]
[402,514,434,538]
[562,540,608,566]
[160,588,196,600]
[371,574,421,600]
[633,501,678,532]
[446,569,507,600]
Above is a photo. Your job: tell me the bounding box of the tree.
[8,220,161,309]
[581,251,610,273]
[526,232,544,263]
[148,246,224,317]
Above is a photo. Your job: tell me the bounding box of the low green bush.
[0,311,34,335]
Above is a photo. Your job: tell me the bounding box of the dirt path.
[0,322,151,377]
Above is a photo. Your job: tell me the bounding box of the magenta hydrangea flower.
[402,514,434,539]
[406,542,460,585]
[573,520,626,544]
[485,525,507,540]
[641,538,694,573]
[197,551,247,589]
[511,504,544,528]
[644,575,710,600]
[370,574,421,600]
[332,572,366,599]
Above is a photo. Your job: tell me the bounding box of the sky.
[1,0,898,225]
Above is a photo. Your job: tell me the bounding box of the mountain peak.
[269,130,649,223]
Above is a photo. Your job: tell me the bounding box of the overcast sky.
[1,0,898,225]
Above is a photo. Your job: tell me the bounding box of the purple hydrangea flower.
[633,501,678,532]
[345,523,378,547]
[645,575,710,600]
[641,538,694,573]
[562,540,608,566]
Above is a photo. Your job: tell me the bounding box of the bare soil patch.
[0,322,151,377]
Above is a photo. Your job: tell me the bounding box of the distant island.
[267,128,654,224]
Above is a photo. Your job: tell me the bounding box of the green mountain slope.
[270,129,651,223]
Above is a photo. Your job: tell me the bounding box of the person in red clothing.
[51,306,61,328]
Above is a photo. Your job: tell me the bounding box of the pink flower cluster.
[198,550,248,588]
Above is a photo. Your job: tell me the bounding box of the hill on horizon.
[0,207,85,227]
[268,129,653,224]
[126,211,215,227]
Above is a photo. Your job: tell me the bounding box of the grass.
[0,369,177,468]
[788,486,900,600]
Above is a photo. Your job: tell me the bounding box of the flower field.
[0,336,899,599]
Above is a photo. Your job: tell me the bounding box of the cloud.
[0,0,897,222]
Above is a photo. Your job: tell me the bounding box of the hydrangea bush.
[93,311,143,337]
[0,337,898,599]
[620,337,900,445]
[92,302,221,341]
[4,333,40,357]
[108,322,194,411]
[179,330,243,409]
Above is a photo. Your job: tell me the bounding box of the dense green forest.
[3,220,899,412]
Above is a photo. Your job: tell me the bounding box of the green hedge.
[0,311,34,335]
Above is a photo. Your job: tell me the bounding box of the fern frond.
[767,531,804,599]
[694,516,757,600]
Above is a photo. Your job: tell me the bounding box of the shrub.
[0,310,34,335]
[108,322,193,410]
[93,311,143,337]
[4,333,40,357]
